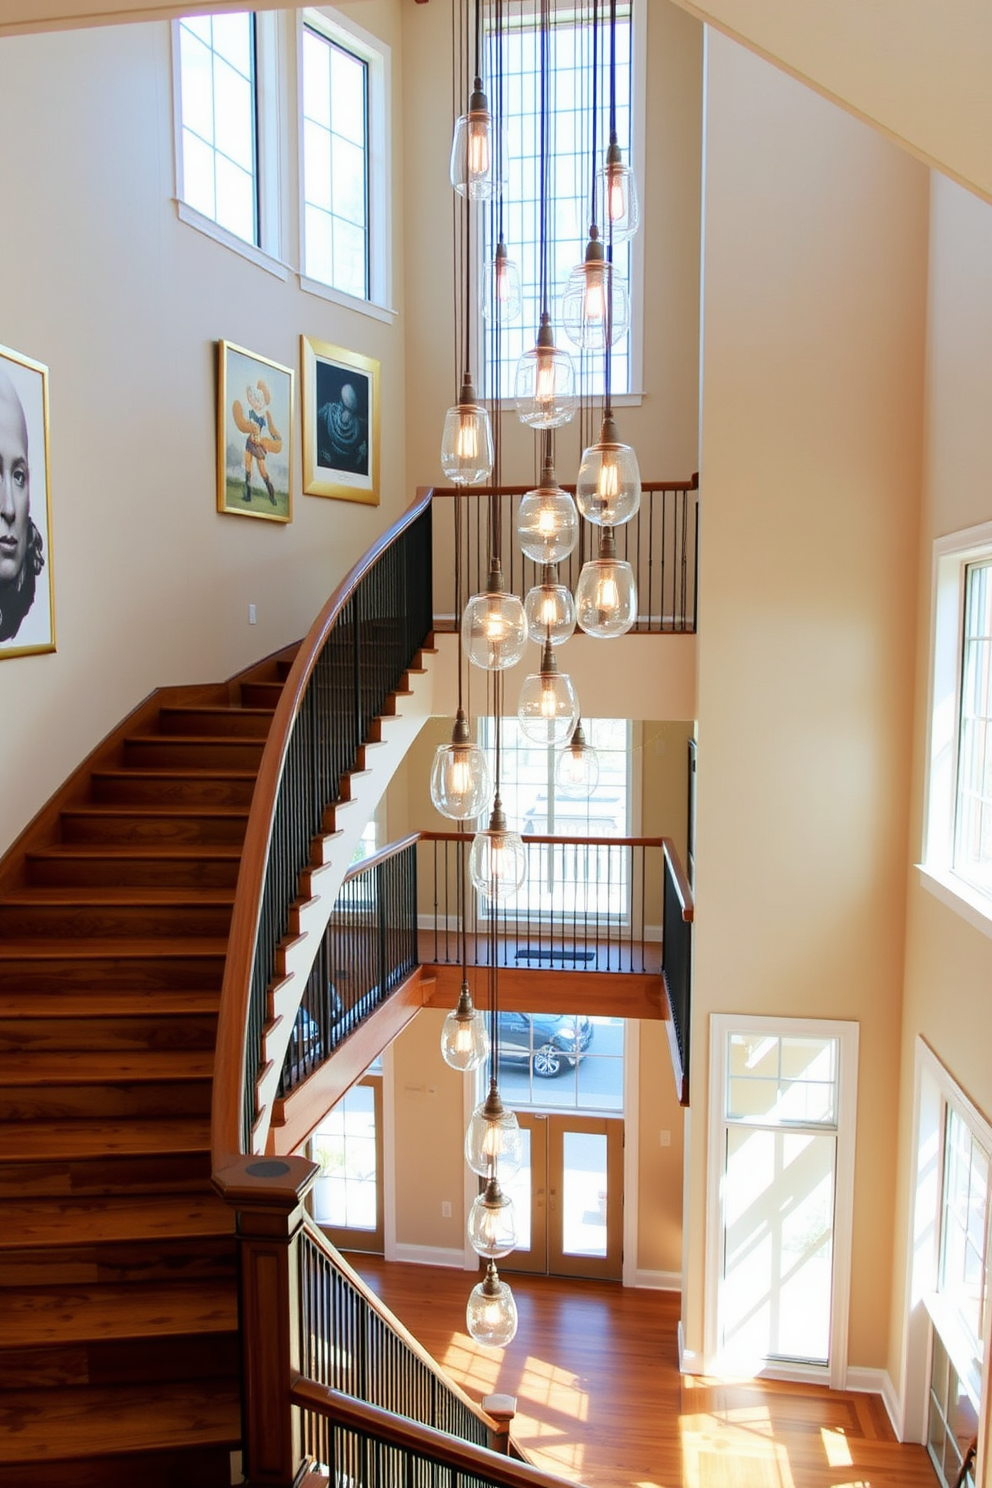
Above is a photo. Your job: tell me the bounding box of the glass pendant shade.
[561,229,630,349]
[430,710,491,820]
[525,570,576,646]
[440,375,493,487]
[467,1176,518,1258]
[517,640,579,746]
[450,79,507,200]
[598,135,640,243]
[482,240,522,323]
[576,531,637,639]
[515,314,577,429]
[576,415,641,527]
[555,719,600,796]
[462,562,527,672]
[440,982,491,1071]
[469,799,526,900]
[466,1261,518,1347]
[516,458,579,564]
[466,1081,523,1177]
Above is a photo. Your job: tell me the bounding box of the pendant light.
[517,637,579,746]
[441,978,490,1072]
[467,1174,519,1257]
[431,707,492,820]
[576,412,641,526]
[524,563,576,646]
[516,444,579,564]
[555,718,600,795]
[469,794,526,898]
[576,527,636,638]
[482,237,522,324]
[465,1078,523,1177]
[466,1260,518,1347]
[450,76,507,200]
[562,226,629,350]
[462,560,527,672]
[440,374,494,487]
[597,0,639,243]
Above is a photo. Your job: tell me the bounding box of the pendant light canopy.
[517,638,579,746]
[465,1079,523,1177]
[555,718,600,795]
[462,561,528,672]
[576,414,641,527]
[576,527,637,638]
[562,227,629,350]
[440,374,494,487]
[482,238,522,323]
[440,980,491,1071]
[469,796,527,899]
[450,77,507,200]
[468,1175,519,1257]
[516,453,579,565]
[466,1260,518,1347]
[430,708,492,820]
[525,565,576,646]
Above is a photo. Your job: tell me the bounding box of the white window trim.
[171,12,288,277]
[704,1013,859,1390]
[900,1038,992,1468]
[299,6,394,319]
[920,522,992,936]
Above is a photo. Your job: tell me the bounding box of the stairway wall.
[0,2,408,857]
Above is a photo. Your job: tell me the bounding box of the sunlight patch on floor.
[680,1407,795,1488]
[821,1426,854,1468]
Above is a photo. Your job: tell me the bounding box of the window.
[923,524,992,928]
[300,10,391,313]
[310,1076,384,1253]
[482,3,642,399]
[177,13,259,245]
[497,1011,624,1112]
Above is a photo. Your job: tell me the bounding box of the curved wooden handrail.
[421,829,668,850]
[663,839,694,922]
[300,1213,499,1438]
[211,487,434,1172]
[340,831,420,884]
[291,1380,578,1488]
[430,474,699,497]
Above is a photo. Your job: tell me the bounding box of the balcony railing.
[431,478,699,634]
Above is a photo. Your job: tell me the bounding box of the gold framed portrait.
[302,337,380,505]
[217,341,294,523]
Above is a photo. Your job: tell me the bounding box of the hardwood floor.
[351,1257,938,1488]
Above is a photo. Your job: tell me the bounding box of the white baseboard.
[392,1243,473,1270]
[678,1320,703,1375]
[632,1268,681,1291]
[844,1368,901,1436]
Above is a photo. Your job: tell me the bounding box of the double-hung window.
[482,3,642,399]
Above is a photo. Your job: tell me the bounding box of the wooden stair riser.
[0,1444,237,1488]
[0,1333,240,1392]
[0,1151,213,1199]
[60,809,249,846]
[0,953,225,994]
[0,1236,237,1289]
[239,680,283,708]
[0,1013,218,1054]
[122,737,265,771]
[0,901,233,938]
[0,1081,213,1122]
[2,1278,238,1349]
[90,771,256,808]
[157,706,275,739]
[25,851,241,891]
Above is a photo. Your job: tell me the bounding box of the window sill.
[175,200,289,280]
[917,863,992,941]
[923,1290,983,1411]
[299,275,397,325]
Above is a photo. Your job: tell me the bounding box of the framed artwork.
[0,343,55,661]
[302,337,380,504]
[217,341,294,523]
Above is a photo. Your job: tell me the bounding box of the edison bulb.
[440,378,493,487]
[462,568,527,671]
[450,81,507,200]
[516,483,578,565]
[465,1085,522,1177]
[555,723,600,796]
[515,315,576,429]
[467,1177,518,1258]
[430,724,491,820]
[576,556,637,638]
[466,1261,518,1347]
[517,660,579,746]
[524,579,575,646]
[576,418,641,526]
[440,984,490,1071]
[598,137,640,242]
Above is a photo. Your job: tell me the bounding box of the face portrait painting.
[0,351,53,656]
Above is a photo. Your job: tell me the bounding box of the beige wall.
[0,4,408,854]
[689,31,927,1370]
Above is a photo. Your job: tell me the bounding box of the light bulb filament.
[456,417,479,461]
[468,120,490,178]
[608,168,626,223]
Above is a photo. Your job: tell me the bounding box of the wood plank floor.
[352,1258,937,1488]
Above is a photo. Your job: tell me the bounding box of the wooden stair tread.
[28,845,243,861]
[0,1117,209,1161]
[0,990,220,1019]
[91,768,258,782]
[66,806,250,819]
[0,1192,235,1248]
[4,1279,238,1346]
[0,1051,214,1085]
[0,887,236,906]
[0,938,229,960]
[158,706,274,718]
[125,733,265,746]
[0,1379,240,1462]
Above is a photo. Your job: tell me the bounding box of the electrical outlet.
[248,604,257,624]
[441,1201,452,1219]
[659,1129,671,1147]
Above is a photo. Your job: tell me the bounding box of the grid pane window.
[483,9,633,398]
[726,1034,838,1127]
[939,1107,990,1360]
[312,1084,378,1230]
[303,27,369,299]
[179,13,258,245]
[955,561,992,895]
[498,1012,624,1113]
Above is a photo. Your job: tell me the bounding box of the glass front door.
[502,1113,622,1280]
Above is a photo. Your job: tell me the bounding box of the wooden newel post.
[482,1393,518,1454]
[214,1154,319,1488]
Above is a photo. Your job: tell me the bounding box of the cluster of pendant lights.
[435,0,640,1347]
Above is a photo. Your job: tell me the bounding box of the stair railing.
[661,839,693,1104]
[212,488,433,1171]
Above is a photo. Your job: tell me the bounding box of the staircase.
[0,650,298,1486]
